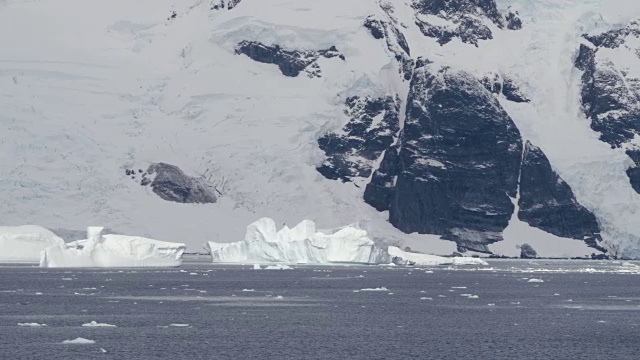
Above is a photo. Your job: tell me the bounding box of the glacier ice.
[61,338,95,345]
[0,226,65,263]
[40,227,186,268]
[388,246,489,266]
[82,321,117,327]
[205,218,390,264]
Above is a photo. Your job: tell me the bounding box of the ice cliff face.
[41,227,186,268]
[0,0,639,258]
[206,218,390,264]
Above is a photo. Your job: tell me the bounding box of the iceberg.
[205,218,390,264]
[388,246,489,266]
[0,225,65,263]
[40,227,186,268]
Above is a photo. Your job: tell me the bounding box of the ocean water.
[0,260,639,359]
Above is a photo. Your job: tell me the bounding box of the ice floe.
[62,338,95,345]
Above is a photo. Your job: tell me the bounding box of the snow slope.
[0,0,638,257]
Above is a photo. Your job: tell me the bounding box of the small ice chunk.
[82,321,116,327]
[451,287,467,289]
[527,279,544,283]
[420,297,433,300]
[62,338,95,344]
[275,295,284,299]
[18,323,47,327]
[253,264,261,270]
[359,287,389,292]
[169,323,190,327]
[264,264,292,270]
[242,289,255,292]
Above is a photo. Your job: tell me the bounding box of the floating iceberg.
[0,226,65,263]
[388,246,489,266]
[40,227,186,268]
[61,338,95,345]
[205,218,390,264]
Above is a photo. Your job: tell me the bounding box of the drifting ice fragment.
[18,323,47,327]
[264,264,292,270]
[0,226,65,263]
[359,287,389,292]
[82,321,117,327]
[62,338,95,345]
[527,279,544,283]
[40,227,186,268]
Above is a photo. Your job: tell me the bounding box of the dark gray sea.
[1,259,639,360]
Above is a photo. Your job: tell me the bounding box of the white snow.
[0,226,65,263]
[40,227,186,268]
[206,218,390,264]
[82,321,117,327]
[388,246,489,266]
[62,338,95,345]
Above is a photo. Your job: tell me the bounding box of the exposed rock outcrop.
[364,59,523,253]
[134,163,217,204]
[519,243,537,259]
[317,95,401,181]
[235,41,345,78]
[412,0,521,46]
[211,0,242,10]
[577,23,640,193]
[518,141,603,248]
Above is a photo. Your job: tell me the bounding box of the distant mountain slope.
[0,0,638,258]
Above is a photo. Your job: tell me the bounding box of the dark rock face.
[412,0,520,46]
[317,96,401,181]
[235,41,345,78]
[480,74,530,103]
[211,0,242,10]
[583,20,640,49]
[505,7,523,30]
[519,243,537,259]
[365,10,414,80]
[577,25,640,193]
[363,144,400,211]
[413,0,503,26]
[140,163,217,204]
[627,150,640,193]
[518,142,602,247]
[365,60,523,253]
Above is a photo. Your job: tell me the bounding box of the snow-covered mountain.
[1,0,639,258]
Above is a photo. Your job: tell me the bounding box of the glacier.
[0,0,639,258]
[0,226,65,263]
[205,218,390,264]
[40,227,186,268]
